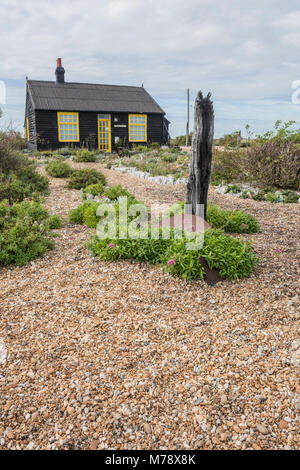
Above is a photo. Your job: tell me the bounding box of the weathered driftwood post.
[186,91,214,220]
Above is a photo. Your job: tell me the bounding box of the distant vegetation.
[0,127,61,267]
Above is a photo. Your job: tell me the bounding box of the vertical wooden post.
[186,91,214,221]
[186,88,190,147]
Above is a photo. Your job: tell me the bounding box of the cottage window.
[57,112,79,142]
[129,114,147,142]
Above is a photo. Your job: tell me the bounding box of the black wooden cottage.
[24,59,170,152]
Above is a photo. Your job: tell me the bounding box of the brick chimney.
[55,58,65,83]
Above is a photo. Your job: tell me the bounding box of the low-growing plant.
[67,169,106,189]
[206,204,260,233]
[69,186,139,228]
[0,167,49,203]
[88,227,258,281]
[211,149,245,185]
[103,185,137,202]
[225,184,242,194]
[245,139,300,189]
[166,201,259,234]
[0,199,62,266]
[45,160,73,178]
[83,183,105,200]
[57,147,73,156]
[74,149,97,162]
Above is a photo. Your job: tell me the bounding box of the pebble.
[256,424,269,435]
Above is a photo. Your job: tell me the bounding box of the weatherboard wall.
[34,111,167,150]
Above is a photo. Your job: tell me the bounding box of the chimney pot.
[55,58,65,84]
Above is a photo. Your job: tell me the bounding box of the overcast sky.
[1,0,300,137]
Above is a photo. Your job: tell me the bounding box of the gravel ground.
[0,161,299,450]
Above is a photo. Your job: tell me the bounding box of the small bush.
[150,142,160,150]
[133,145,149,153]
[69,185,139,228]
[57,147,73,156]
[245,140,300,189]
[83,183,105,200]
[280,189,299,203]
[69,200,100,228]
[48,214,63,229]
[74,149,97,162]
[0,130,26,151]
[225,184,242,194]
[88,228,258,281]
[0,199,62,266]
[67,169,106,189]
[161,152,177,163]
[103,185,136,202]
[69,204,85,225]
[211,149,245,185]
[45,160,73,178]
[166,202,259,234]
[207,205,260,233]
[0,168,49,204]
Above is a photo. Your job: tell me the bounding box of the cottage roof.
[27,80,165,114]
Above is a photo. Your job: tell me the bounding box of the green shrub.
[88,228,258,281]
[69,201,100,227]
[0,130,26,152]
[245,139,300,189]
[48,214,63,229]
[103,185,137,202]
[150,142,160,150]
[161,152,177,163]
[200,230,258,279]
[0,199,62,266]
[280,190,299,203]
[0,168,48,204]
[83,183,105,199]
[225,184,242,194]
[265,192,277,203]
[68,204,85,225]
[45,160,73,178]
[165,202,259,234]
[57,147,73,156]
[211,149,245,185]
[206,205,260,233]
[69,185,140,228]
[67,169,106,189]
[74,149,97,162]
[133,145,149,153]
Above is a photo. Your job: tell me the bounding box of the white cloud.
[1,0,300,136]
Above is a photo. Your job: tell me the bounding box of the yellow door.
[98,114,111,152]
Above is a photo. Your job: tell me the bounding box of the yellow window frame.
[128,114,147,142]
[98,115,111,153]
[26,117,29,141]
[57,112,80,142]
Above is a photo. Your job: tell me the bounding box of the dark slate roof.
[27,80,165,114]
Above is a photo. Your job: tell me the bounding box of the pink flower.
[241,223,247,228]
[167,259,175,267]
[275,248,281,253]
[178,198,183,201]
[109,243,115,248]
[83,225,88,229]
